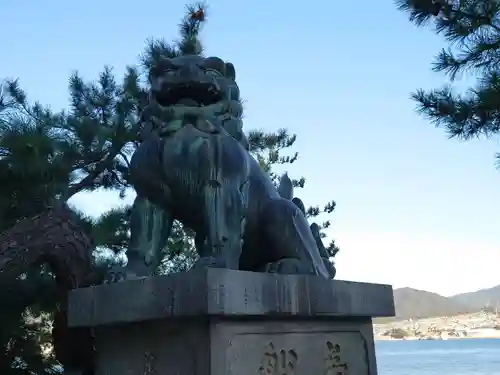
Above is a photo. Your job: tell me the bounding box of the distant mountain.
[450,284,500,311]
[392,287,473,320]
[374,284,500,323]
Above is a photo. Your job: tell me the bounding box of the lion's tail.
[277,172,294,200]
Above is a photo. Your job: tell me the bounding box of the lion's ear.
[225,62,236,80]
[204,56,225,74]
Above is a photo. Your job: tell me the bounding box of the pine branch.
[59,67,143,200]
[90,206,130,253]
[326,240,340,258]
[397,0,500,152]
[412,70,500,139]
[433,36,500,80]
[141,2,208,73]
[141,39,180,71]
[178,2,207,55]
[306,200,337,218]
[396,0,500,34]
[247,129,296,154]
[398,0,500,79]
[62,142,125,200]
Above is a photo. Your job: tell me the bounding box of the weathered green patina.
[108,55,335,281]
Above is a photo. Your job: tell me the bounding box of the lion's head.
[145,55,247,148]
[149,55,240,109]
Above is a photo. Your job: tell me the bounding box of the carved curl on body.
[107,54,336,282]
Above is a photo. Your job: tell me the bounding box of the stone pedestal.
[68,269,395,375]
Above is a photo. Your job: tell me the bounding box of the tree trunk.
[0,204,96,374]
[0,204,94,287]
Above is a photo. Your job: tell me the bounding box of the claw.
[104,267,146,284]
[192,256,227,269]
[264,259,315,275]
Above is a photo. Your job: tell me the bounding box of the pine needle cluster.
[397,0,500,159]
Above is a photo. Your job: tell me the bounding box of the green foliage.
[0,27,144,375]
[0,64,143,217]
[0,269,61,374]
[397,0,500,165]
[89,207,131,254]
[0,89,68,230]
[249,127,338,255]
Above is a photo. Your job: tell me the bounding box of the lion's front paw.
[192,256,229,269]
[105,266,146,284]
[264,258,314,275]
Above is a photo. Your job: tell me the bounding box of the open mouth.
[155,82,223,107]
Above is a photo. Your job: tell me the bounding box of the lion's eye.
[206,69,222,77]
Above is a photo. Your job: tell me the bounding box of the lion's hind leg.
[259,198,332,278]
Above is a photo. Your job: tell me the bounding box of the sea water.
[376,339,500,375]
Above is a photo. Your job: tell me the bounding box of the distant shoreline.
[375,334,500,342]
[373,312,500,341]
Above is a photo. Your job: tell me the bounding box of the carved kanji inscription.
[325,341,349,375]
[257,342,298,375]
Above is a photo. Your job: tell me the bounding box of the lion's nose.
[178,64,199,78]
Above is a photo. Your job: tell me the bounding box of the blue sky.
[2,0,500,296]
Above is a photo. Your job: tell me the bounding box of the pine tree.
[0,24,144,375]
[396,0,500,165]
[0,72,137,373]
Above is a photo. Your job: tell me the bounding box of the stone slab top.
[68,269,395,328]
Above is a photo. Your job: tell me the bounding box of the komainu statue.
[108,54,336,281]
